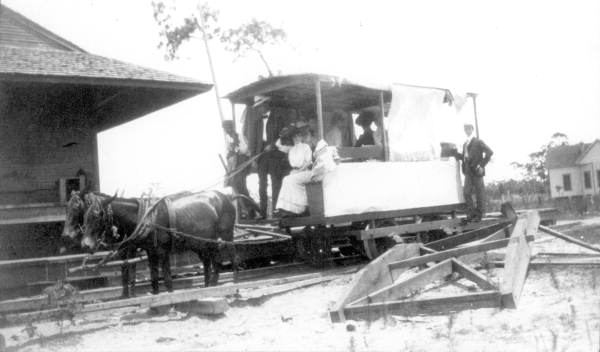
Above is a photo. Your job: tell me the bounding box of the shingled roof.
[546,143,591,169]
[0,46,207,90]
[0,4,211,92]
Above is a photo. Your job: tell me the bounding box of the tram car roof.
[224,73,392,112]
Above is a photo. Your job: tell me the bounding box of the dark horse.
[66,190,239,296]
[63,190,149,297]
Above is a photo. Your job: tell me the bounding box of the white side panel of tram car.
[320,159,464,217]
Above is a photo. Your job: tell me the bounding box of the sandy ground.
[2,220,600,352]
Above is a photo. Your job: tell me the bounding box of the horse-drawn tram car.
[224,73,486,263]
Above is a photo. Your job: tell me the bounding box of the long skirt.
[277,170,312,214]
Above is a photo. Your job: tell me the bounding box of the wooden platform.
[0,203,65,225]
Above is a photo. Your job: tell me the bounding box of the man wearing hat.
[245,96,291,218]
[454,122,493,222]
[222,120,256,218]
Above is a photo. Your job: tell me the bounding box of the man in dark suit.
[245,96,291,218]
[454,122,493,221]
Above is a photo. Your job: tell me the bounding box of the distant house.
[546,140,600,199]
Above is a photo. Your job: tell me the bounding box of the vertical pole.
[468,92,480,138]
[231,103,237,131]
[379,91,389,161]
[196,17,225,123]
[229,103,239,221]
[92,133,100,191]
[315,79,324,140]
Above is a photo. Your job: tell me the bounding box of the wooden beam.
[280,203,464,228]
[241,228,292,240]
[350,259,453,306]
[379,90,389,161]
[89,269,355,317]
[339,290,501,321]
[69,256,147,273]
[315,79,324,140]
[0,251,112,269]
[469,92,480,137]
[451,259,496,290]
[419,244,437,255]
[1,264,355,314]
[494,257,600,268]
[538,225,600,253]
[82,272,331,313]
[3,297,228,326]
[329,243,420,322]
[537,252,600,257]
[426,222,509,251]
[478,226,509,243]
[500,211,539,308]
[234,276,337,305]
[389,238,513,271]
[0,205,65,226]
[360,218,462,240]
[454,227,514,266]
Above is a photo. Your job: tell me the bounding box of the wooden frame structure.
[330,211,540,322]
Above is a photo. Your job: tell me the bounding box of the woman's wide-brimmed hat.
[314,139,329,155]
[355,110,375,126]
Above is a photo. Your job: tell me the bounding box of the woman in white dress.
[276,127,313,215]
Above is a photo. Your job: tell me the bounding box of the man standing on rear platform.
[246,96,291,218]
[454,122,493,222]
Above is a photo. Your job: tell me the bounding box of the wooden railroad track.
[0,262,363,327]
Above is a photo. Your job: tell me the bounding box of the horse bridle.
[83,197,117,250]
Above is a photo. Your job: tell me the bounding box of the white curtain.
[387,85,476,162]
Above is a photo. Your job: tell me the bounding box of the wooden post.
[315,79,324,140]
[92,133,100,190]
[231,103,237,131]
[379,91,389,161]
[468,92,480,138]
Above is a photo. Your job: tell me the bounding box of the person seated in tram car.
[276,138,340,217]
[354,110,376,147]
[274,125,294,153]
[274,126,313,217]
[325,110,352,147]
[292,108,319,148]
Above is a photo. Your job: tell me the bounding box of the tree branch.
[253,48,273,77]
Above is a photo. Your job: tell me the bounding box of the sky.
[4,0,600,196]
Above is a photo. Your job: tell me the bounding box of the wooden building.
[0,5,211,259]
[547,141,600,199]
